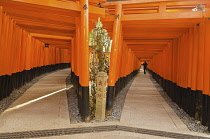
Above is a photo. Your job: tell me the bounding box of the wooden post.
[0,7,3,76]
[116,30,123,83]
[71,39,75,73]
[1,12,9,76]
[76,18,81,80]
[203,19,210,95]
[187,29,193,88]
[191,25,199,91]
[196,23,205,91]
[80,0,90,121]
[107,4,122,113]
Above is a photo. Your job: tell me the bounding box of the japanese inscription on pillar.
[95,72,107,121]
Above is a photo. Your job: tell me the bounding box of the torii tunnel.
[1,0,210,131]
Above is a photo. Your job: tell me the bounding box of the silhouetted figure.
[142,61,148,74]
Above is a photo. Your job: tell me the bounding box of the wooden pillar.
[116,31,123,82]
[196,23,205,91]
[1,12,9,76]
[107,4,122,112]
[0,7,4,99]
[191,25,199,91]
[120,42,126,78]
[173,39,178,84]
[76,18,81,80]
[71,39,75,73]
[168,42,173,81]
[25,34,32,70]
[0,6,3,75]
[80,0,89,121]
[187,29,193,88]
[182,33,188,88]
[203,19,210,95]
[194,23,205,121]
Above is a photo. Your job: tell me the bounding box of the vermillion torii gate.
[1,0,210,130]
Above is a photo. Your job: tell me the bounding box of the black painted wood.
[149,69,209,130]
[0,63,70,101]
[82,86,89,121]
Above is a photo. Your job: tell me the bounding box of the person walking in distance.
[143,61,148,74]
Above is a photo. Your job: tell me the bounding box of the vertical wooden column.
[120,42,126,78]
[76,18,81,81]
[182,33,188,88]
[171,40,175,83]
[187,29,193,88]
[191,25,199,91]
[1,13,9,76]
[116,30,123,83]
[201,19,210,126]
[168,42,173,81]
[0,7,3,99]
[203,19,210,95]
[195,23,205,121]
[0,6,4,76]
[80,0,89,121]
[0,6,3,74]
[107,4,122,112]
[196,23,205,91]
[71,39,75,73]
[177,37,182,87]
[207,19,210,132]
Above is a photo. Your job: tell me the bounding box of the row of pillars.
[0,6,70,76]
[149,20,210,95]
[0,7,71,100]
[70,3,141,121]
[148,19,210,130]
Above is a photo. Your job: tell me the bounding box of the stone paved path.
[120,71,189,132]
[0,69,71,133]
[0,69,209,139]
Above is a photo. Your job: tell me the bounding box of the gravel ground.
[66,74,82,124]
[0,71,56,115]
[150,77,209,134]
[66,73,134,123]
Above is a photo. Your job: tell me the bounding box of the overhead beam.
[166,1,210,7]
[124,37,179,39]
[49,45,70,49]
[102,0,210,6]
[132,50,162,52]
[124,34,182,39]
[25,28,74,37]
[7,13,75,27]
[125,40,172,44]
[127,46,167,49]
[22,27,74,35]
[5,0,80,10]
[106,15,207,22]
[135,54,156,56]
[102,0,181,6]
[122,18,205,24]
[121,11,205,21]
[3,7,76,24]
[16,22,75,31]
[123,24,194,29]
[30,33,73,40]
[1,0,105,15]
[127,44,167,47]
[123,28,188,31]
[37,38,71,43]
